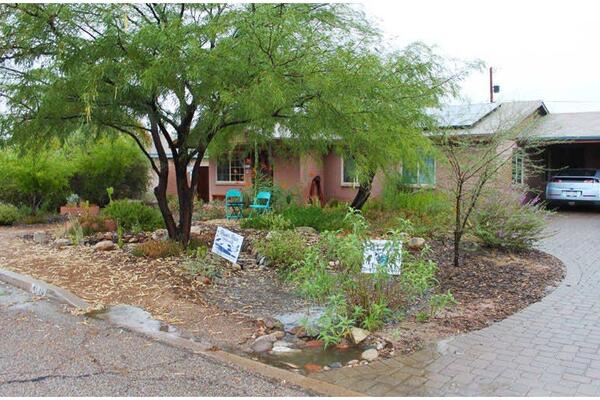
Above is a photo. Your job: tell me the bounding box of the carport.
[524,111,600,195]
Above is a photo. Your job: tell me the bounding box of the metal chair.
[225,189,244,220]
[249,191,271,214]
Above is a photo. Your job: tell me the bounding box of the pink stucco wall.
[273,153,300,191]
[208,158,252,200]
[322,153,383,203]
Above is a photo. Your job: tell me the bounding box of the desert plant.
[131,240,183,258]
[428,290,458,318]
[472,194,551,251]
[67,216,84,245]
[315,294,356,348]
[0,203,20,226]
[254,229,305,269]
[102,200,164,232]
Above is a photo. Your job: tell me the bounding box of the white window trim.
[340,157,359,188]
[400,158,437,188]
[216,155,245,185]
[512,150,525,185]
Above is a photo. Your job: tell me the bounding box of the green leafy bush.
[428,290,458,318]
[254,229,305,269]
[70,138,150,206]
[102,200,164,232]
[242,205,349,232]
[0,203,20,225]
[131,240,183,258]
[472,194,551,251]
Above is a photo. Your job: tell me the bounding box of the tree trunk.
[174,159,195,246]
[453,191,462,267]
[350,172,375,210]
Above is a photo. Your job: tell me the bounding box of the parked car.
[546,168,600,206]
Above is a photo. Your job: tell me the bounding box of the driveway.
[0,282,309,396]
[315,211,600,396]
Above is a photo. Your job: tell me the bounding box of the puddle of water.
[274,307,325,332]
[257,343,363,373]
[94,304,180,337]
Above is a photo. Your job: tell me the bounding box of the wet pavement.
[313,211,600,396]
[0,283,309,396]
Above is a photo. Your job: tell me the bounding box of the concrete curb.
[0,268,362,397]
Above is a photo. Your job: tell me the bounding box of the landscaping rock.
[260,316,284,331]
[151,229,169,241]
[350,327,370,344]
[407,237,426,250]
[94,240,116,251]
[289,325,308,338]
[346,359,359,366]
[305,339,324,348]
[33,231,47,244]
[329,362,343,369]
[361,348,379,361]
[53,238,72,248]
[271,330,285,340]
[303,363,322,373]
[251,333,278,353]
[271,346,301,354]
[295,226,318,236]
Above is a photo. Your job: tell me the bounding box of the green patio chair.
[225,189,244,220]
[249,191,271,214]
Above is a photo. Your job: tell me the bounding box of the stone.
[361,348,379,361]
[190,226,203,235]
[346,359,359,366]
[282,362,299,369]
[303,363,322,373]
[335,339,351,350]
[305,339,324,348]
[323,366,331,371]
[151,229,169,241]
[329,362,343,369]
[289,325,308,338]
[271,346,301,354]
[94,240,116,251]
[128,237,139,243]
[53,238,72,247]
[295,226,318,236]
[251,334,277,353]
[350,327,370,344]
[260,316,284,331]
[273,340,291,348]
[33,231,47,244]
[271,330,286,340]
[407,237,426,250]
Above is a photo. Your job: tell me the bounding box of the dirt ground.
[0,223,564,356]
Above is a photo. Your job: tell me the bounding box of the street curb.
[0,268,362,397]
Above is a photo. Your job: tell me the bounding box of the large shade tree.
[0,3,460,244]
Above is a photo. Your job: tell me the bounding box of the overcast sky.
[360,0,600,113]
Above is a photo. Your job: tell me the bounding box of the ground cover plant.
[241,205,350,232]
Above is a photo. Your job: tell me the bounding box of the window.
[402,155,436,186]
[342,157,359,186]
[512,149,525,184]
[217,153,245,183]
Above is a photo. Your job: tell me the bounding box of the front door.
[197,166,210,202]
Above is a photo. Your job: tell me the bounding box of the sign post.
[361,239,402,275]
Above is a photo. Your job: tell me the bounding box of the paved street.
[315,210,600,396]
[0,283,308,396]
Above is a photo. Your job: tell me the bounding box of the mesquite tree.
[0,3,459,244]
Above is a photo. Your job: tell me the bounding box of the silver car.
[546,169,600,206]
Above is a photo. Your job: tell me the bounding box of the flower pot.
[59,204,100,217]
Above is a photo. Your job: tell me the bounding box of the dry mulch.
[380,240,565,352]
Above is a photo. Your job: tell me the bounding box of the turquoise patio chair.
[225,189,244,220]
[249,191,271,214]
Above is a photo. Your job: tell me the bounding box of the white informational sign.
[361,240,402,275]
[212,227,244,264]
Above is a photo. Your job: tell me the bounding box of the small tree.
[435,107,543,267]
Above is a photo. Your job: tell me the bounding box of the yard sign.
[361,239,402,275]
[212,227,244,264]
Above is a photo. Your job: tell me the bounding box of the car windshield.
[555,169,598,177]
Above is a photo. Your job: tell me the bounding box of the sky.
[360,0,600,113]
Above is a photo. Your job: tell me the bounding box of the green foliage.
[240,212,292,230]
[67,217,84,245]
[285,248,337,303]
[428,290,458,318]
[315,294,356,348]
[400,246,438,299]
[193,200,226,221]
[131,240,183,258]
[472,194,551,251]
[70,138,150,206]
[0,148,73,212]
[0,203,20,225]
[243,205,350,232]
[102,200,164,232]
[415,311,429,323]
[254,230,306,269]
[184,257,221,280]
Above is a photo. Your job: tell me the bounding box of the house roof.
[428,100,549,136]
[526,111,600,141]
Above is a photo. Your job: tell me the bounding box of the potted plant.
[60,193,100,217]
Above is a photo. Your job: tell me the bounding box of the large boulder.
[33,231,47,244]
[94,240,116,251]
[350,327,370,344]
[53,238,72,248]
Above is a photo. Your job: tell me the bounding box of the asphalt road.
[0,283,309,396]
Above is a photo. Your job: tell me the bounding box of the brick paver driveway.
[314,211,600,396]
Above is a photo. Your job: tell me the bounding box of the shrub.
[428,290,458,318]
[472,194,551,251]
[283,205,349,232]
[70,138,150,206]
[254,229,305,269]
[102,200,164,232]
[0,203,20,226]
[132,240,183,258]
[240,212,292,230]
[78,214,116,235]
[193,200,226,221]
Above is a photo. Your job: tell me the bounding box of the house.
[148,100,599,203]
